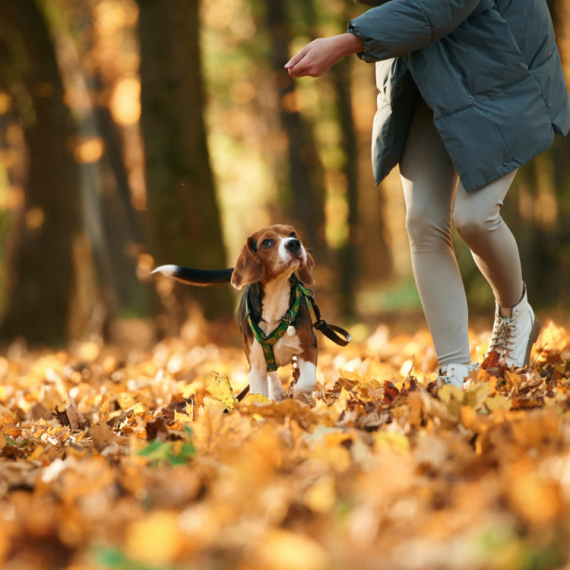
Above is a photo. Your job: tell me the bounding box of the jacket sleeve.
[349,0,480,62]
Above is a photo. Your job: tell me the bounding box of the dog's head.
[231,224,314,290]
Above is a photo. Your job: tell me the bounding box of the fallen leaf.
[206,373,236,410]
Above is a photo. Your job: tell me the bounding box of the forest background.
[0,0,569,347]
[4,3,570,570]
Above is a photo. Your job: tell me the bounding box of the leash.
[299,282,352,348]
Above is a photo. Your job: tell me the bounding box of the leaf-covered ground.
[1,321,570,570]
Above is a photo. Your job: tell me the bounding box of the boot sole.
[524,316,541,368]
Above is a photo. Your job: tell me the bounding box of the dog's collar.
[245,279,312,372]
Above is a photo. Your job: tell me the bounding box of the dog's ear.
[231,237,266,290]
[297,252,315,285]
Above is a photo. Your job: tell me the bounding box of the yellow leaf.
[339,370,365,383]
[463,382,491,408]
[505,371,523,393]
[437,384,464,417]
[486,395,512,411]
[174,410,193,425]
[243,393,272,405]
[98,394,110,421]
[477,368,491,382]
[339,387,354,402]
[206,374,236,410]
[130,402,146,416]
[437,384,464,405]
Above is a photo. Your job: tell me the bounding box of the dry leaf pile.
[1,321,570,570]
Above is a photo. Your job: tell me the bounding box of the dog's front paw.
[269,384,288,401]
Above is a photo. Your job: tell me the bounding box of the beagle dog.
[153,225,317,401]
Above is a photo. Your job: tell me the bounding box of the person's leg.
[454,172,540,367]
[453,172,523,310]
[399,97,471,367]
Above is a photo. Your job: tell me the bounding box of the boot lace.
[490,316,516,356]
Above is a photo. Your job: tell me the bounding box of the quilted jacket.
[349,0,570,192]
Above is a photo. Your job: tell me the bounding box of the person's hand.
[285,34,364,78]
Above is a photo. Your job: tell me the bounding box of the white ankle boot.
[437,362,479,388]
[486,286,541,368]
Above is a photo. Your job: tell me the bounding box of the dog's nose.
[285,239,301,253]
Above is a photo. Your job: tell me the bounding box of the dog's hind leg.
[268,371,287,401]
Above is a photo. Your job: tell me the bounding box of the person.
[285,0,570,387]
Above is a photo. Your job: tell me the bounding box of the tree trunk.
[263,0,327,257]
[137,0,231,333]
[323,3,393,316]
[0,0,80,345]
[330,56,361,318]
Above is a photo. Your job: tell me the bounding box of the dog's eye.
[289,232,296,238]
[261,239,273,249]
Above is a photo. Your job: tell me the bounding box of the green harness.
[245,281,313,372]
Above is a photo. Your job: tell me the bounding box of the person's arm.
[285,34,364,78]
[286,0,479,77]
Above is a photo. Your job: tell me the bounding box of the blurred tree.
[137,0,232,334]
[297,0,362,316]
[330,55,360,318]
[56,1,150,328]
[0,0,80,345]
[262,0,328,258]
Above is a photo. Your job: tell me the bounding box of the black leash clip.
[314,319,352,346]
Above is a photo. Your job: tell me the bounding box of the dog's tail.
[152,265,234,286]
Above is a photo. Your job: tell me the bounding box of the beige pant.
[400,97,523,366]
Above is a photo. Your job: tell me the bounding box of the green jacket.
[349,0,570,192]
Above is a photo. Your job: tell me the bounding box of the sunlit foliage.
[1,323,570,568]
